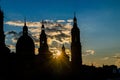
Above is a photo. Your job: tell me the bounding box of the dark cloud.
[5,31,17,35]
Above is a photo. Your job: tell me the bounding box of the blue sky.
[1,0,120,67]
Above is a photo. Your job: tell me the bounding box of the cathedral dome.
[16,34,35,56]
[16,19,35,56]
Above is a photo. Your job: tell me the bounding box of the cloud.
[5,21,24,27]
[5,21,41,27]
[11,38,18,43]
[115,59,120,67]
[35,48,39,55]
[5,19,73,54]
[29,28,40,34]
[56,20,65,23]
[44,19,54,23]
[47,37,53,45]
[7,44,15,52]
[83,49,95,56]
[67,19,73,23]
[62,30,71,36]
[101,57,109,60]
[110,53,120,67]
[86,50,95,55]
[5,31,17,35]
[47,31,61,36]
[64,23,72,30]
[112,54,120,59]
[113,56,120,59]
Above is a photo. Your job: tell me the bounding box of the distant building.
[61,45,69,62]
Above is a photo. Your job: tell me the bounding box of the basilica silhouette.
[0,9,120,80]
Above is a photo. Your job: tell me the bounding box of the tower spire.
[61,44,69,61]
[42,20,44,24]
[74,12,77,24]
[41,20,45,28]
[71,14,82,67]
[24,17,26,26]
[39,20,49,55]
[62,44,65,51]
[23,17,28,35]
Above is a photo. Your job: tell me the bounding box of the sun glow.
[53,50,61,58]
[56,50,61,56]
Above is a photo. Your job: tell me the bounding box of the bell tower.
[71,13,82,67]
[0,8,10,55]
[39,21,49,54]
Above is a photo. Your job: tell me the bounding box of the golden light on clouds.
[53,50,61,59]
[5,20,97,67]
[47,37,52,45]
[5,20,72,61]
[6,21,41,27]
[5,19,117,67]
[35,48,39,55]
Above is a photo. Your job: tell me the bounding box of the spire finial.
[42,20,44,25]
[24,17,26,26]
[62,44,65,50]
[23,17,28,35]
[41,20,44,29]
[73,12,77,24]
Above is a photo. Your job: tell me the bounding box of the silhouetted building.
[16,20,35,77]
[61,45,69,62]
[0,9,10,78]
[16,20,35,56]
[35,21,52,76]
[38,21,49,54]
[0,9,10,55]
[0,8,119,79]
[38,21,52,62]
[71,14,82,68]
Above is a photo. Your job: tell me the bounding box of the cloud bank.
[5,19,72,55]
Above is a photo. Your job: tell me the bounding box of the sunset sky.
[1,0,120,67]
